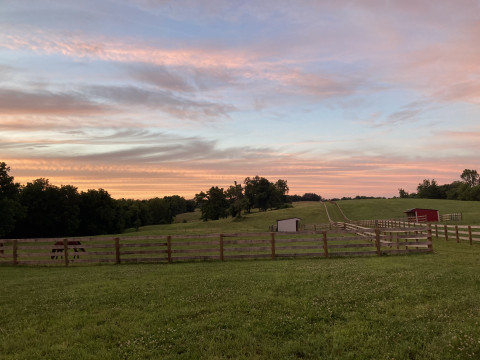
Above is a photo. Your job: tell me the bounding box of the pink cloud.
[4,150,475,200]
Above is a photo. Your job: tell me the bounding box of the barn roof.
[403,208,438,213]
[276,217,301,222]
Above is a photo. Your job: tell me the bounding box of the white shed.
[277,218,301,232]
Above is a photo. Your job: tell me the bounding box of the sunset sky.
[1,0,479,199]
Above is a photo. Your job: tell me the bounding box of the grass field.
[2,199,480,359]
[126,198,480,237]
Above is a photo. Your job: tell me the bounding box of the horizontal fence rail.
[0,226,433,267]
[351,219,480,245]
[440,213,463,221]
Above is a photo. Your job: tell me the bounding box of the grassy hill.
[338,198,480,225]
[126,198,480,236]
[2,199,480,359]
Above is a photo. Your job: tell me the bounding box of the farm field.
[337,198,480,225]
[1,199,480,359]
[126,198,480,236]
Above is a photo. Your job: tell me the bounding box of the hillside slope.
[338,198,480,225]
[127,198,480,236]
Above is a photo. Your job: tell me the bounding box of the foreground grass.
[2,240,480,359]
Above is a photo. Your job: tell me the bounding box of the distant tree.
[78,189,118,235]
[0,162,23,238]
[185,199,196,212]
[144,197,171,225]
[116,199,142,231]
[445,181,463,200]
[461,169,480,187]
[14,179,80,238]
[286,194,302,202]
[244,176,288,212]
[164,195,187,218]
[273,179,289,205]
[301,193,322,201]
[417,179,445,199]
[226,181,246,218]
[398,188,409,198]
[195,187,229,221]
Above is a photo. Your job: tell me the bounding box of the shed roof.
[404,208,438,213]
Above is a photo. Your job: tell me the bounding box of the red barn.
[404,208,439,222]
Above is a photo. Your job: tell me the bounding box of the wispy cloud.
[0,88,107,115]
[1,0,479,199]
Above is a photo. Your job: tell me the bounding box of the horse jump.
[51,240,85,259]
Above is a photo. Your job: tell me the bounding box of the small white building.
[277,218,301,232]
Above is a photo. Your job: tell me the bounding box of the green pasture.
[124,198,480,237]
[2,199,480,359]
[1,241,480,359]
[337,198,480,225]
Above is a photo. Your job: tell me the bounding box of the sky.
[1,0,479,200]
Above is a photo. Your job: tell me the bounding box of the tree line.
[195,176,292,221]
[0,162,194,239]
[1,162,324,237]
[398,169,480,201]
[195,177,325,221]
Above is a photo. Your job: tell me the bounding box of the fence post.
[435,224,438,239]
[167,236,172,263]
[468,226,473,246]
[13,240,18,265]
[375,229,381,256]
[427,224,433,252]
[444,225,448,241]
[322,231,328,257]
[219,234,224,261]
[115,237,120,264]
[455,225,459,243]
[63,238,69,267]
[270,233,276,260]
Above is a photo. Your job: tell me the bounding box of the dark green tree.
[78,189,118,235]
[0,162,23,238]
[398,188,409,198]
[417,179,445,199]
[195,187,229,221]
[244,176,275,211]
[273,179,289,206]
[226,181,246,218]
[301,193,322,201]
[461,169,480,187]
[244,176,289,211]
[14,179,80,238]
[143,197,171,225]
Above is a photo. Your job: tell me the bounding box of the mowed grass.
[338,198,480,225]
[2,241,480,359]
[2,199,480,359]
[125,198,480,237]
[127,202,330,236]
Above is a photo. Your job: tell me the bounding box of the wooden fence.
[0,227,432,267]
[431,224,480,245]
[440,213,463,221]
[352,219,480,245]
